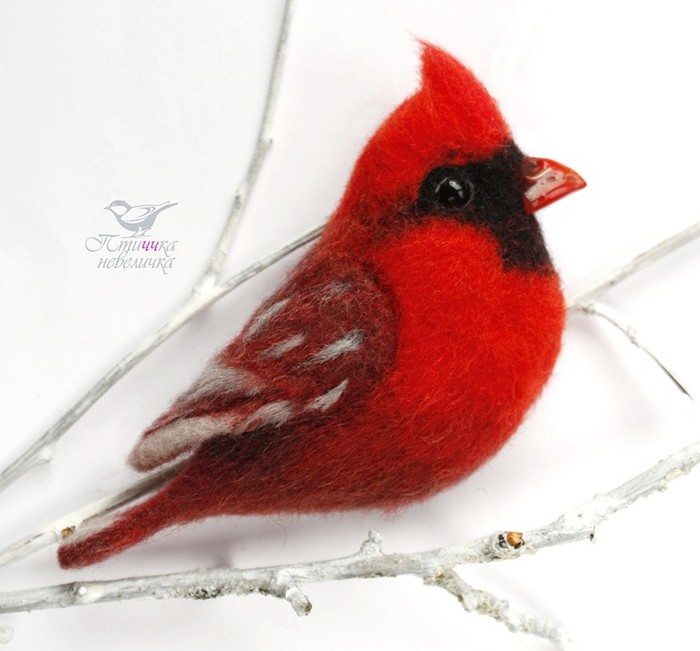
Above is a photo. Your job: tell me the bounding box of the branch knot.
[359,530,384,557]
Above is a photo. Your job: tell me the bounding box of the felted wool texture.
[58,43,566,569]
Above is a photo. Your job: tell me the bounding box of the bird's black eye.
[417,167,473,213]
[435,176,470,208]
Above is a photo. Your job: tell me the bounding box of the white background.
[2,1,700,649]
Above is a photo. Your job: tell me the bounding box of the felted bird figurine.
[104,200,178,236]
[59,43,585,569]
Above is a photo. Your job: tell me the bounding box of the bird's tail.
[58,477,192,569]
[58,437,251,569]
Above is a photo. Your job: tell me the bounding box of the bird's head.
[104,200,131,217]
[329,43,585,269]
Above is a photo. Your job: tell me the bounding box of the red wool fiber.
[58,43,566,569]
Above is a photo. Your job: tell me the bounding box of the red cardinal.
[59,43,585,568]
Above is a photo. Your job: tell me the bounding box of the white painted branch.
[0,432,699,646]
[425,570,575,651]
[0,530,570,648]
[196,0,295,289]
[517,437,700,553]
[0,0,298,495]
[574,302,692,398]
[566,217,700,308]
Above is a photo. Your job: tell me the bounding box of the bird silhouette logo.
[104,200,178,236]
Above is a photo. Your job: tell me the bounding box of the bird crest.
[334,43,511,225]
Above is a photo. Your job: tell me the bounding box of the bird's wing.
[128,261,397,471]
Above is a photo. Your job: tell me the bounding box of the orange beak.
[522,157,586,213]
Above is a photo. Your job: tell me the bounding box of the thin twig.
[425,570,575,651]
[574,302,692,398]
[566,218,700,308]
[0,0,299,495]
[196,0,295,290]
